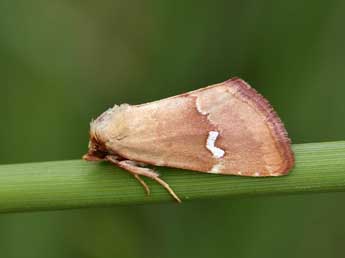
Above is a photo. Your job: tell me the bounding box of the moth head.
[83,135,109,161]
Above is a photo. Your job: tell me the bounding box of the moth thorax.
[90,104,130,144]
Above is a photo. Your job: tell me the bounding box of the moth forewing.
[84,77,294,202]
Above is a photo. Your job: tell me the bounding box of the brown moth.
[83,77,294,202]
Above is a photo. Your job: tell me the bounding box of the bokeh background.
[1,0,345,257]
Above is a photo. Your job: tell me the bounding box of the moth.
[83,77,294,202]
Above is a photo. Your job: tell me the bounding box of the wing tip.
[225,77,295,174]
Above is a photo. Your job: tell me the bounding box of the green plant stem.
[0,141,345,213]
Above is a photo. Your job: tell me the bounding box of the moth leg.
[105,156,150,195]
[150,176,182,203]
[132,174,150,196]
[106,156,181,203]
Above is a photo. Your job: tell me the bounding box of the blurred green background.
[1,0,345,257]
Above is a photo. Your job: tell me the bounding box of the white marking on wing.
[206,131,225,158]
[210,163,223,173]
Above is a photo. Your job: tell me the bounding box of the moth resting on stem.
[83,77,294,202]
